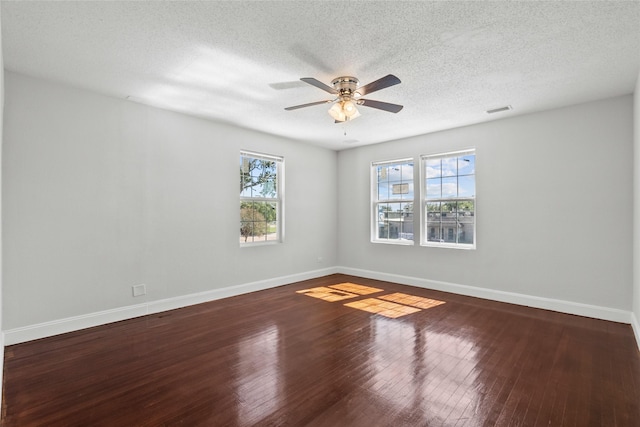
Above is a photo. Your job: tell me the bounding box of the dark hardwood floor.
[2,274,640,426]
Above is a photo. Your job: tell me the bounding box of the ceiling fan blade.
[359,99,404,113]
[356,74,401,96]
[300,77,338,94]
[284,99,333,111]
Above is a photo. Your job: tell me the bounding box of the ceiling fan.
[284,74,403,122]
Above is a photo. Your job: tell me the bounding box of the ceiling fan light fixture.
[348,107,361,120]
[328,100,361,122]
[328,102,346,121]
[342,100,358,117]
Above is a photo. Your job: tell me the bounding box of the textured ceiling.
[2,1,639,150]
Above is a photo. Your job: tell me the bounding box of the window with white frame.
[422,149,475,248]
[372,159,414,244]
[239,151,283,244]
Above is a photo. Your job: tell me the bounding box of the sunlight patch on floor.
[297,284,446,318]
[328,283,384,295]
[344,298,421,318]
[379,293,446,310]
[296,287,358,302]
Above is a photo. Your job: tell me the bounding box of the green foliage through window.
[239,152,282,244]
[422,150,476,247]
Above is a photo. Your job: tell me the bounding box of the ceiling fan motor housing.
[331,76,360,99]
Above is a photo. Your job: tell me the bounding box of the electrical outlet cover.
[132,284,146,297]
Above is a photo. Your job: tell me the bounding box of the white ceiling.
[2,1,639,151]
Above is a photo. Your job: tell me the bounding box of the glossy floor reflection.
[3,274,640,426]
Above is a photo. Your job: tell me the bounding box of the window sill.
[371,239,415,246]
[421,242,476,250]
[240,240,282,247]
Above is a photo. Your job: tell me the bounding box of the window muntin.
[372,159,414,244]
[422,150,475,248]
[240,151,283,245]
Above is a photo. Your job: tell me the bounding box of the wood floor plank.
[2,274,640,426]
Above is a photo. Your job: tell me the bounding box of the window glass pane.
[387,182,401,200]
[426,178,441,199]
[241,158,278,199]
[458,154,475,175]
[387,165,402,181]
[400,181,414,200]
[388,181,407,200]
[240,221,252,243]
[458,227,473,244]
[441,202,455,215]
[399,202,414,241]
[458,175,475,198]
[426,224,442,242]
[441,157,457,177]
[250,181,264,198]
[267,221,277,241]
[425,158,441,178]
[376,202,413,241]
[446,227,455,243]
[248,159,261,177]
[377,203,389,239]
[378,182,389,200]
[377,165,388,183]
[441,177,457,198]
[240,186,252,198]
[400,162,413,177]
[378,222,389,239]
[457,200,474,244]
[426,201,441,214]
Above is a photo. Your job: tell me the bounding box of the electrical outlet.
[317,256,323,263]
[132,284,146,297]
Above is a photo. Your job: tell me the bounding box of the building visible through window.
[372,158,414,244]
[422,149,475,248]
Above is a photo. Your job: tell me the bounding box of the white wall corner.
[1,3,5,407]
[3,266,339,345]
[634,68,640,352]
[632,312,640,353]
[337,266,632,324]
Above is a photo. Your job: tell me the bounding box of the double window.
[371,149,476,249]
[239,151,283,245]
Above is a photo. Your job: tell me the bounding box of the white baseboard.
[337,266,632,324]
[3,267,339,345]
[632,312,640,352]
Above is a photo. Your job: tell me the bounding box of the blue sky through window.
[377,162,414,201]
[425,154,475,199]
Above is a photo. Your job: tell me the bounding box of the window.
[239,151,283,245]
[372,158,414,244]
[421,149,475,248]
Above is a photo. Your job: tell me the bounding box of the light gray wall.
[338,95,634,311]
[2,72,338,329]
[2,70,636,333]
[0,5,5,402]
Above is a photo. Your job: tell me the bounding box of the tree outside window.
[240,152,283,244]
